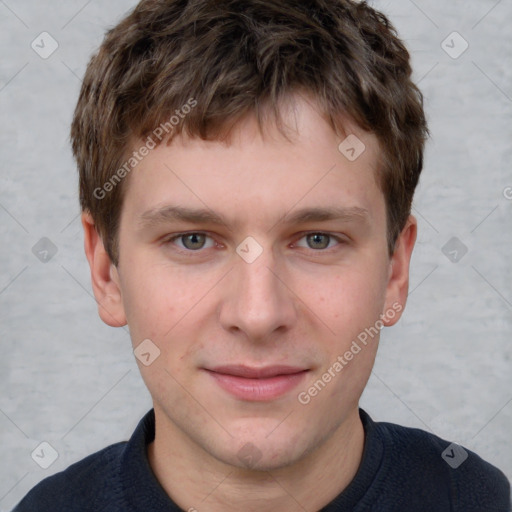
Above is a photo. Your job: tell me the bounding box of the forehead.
[120,96,384,228]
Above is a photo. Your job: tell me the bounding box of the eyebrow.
[137,205,370,231]
[283,206,370,225]
[138,205,230,230]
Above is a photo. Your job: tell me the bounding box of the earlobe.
[82,212,127,327]
[382,215,417,327]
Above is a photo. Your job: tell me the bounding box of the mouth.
[203,365,310,401]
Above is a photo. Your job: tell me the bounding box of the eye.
[294,232,343,250]
[167,232,216,251]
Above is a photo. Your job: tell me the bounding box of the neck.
[147,407,365,512]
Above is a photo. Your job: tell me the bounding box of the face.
[85,95,415,471]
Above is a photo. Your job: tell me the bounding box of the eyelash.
[163,231,347,254]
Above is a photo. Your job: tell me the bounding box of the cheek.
[309,264,388,337]
[122,265,203,389]
[120,262,218,352]
[302,269,386,407]
[119,264,177,341]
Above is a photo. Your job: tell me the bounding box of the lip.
[204,365,309,401]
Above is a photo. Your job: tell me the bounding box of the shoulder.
[372,416,511,511]
[12,441,126,512]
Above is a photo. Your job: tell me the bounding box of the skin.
[83,95,417,512]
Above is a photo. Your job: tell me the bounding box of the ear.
[82,212,127,327]
[382,215,417,327]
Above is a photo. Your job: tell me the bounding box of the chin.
[224,445,303,473]
[211,428,311,472]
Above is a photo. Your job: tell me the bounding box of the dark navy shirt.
[13,409,511,511]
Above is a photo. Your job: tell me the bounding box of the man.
[14,0,510,510]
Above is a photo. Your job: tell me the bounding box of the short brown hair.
[71,0,428,266]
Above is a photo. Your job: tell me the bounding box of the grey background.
[0,0,511,509]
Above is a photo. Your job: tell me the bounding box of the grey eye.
[180,233,208,250]
[305,233,331,250]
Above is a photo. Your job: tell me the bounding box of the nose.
[218,243,298,342]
